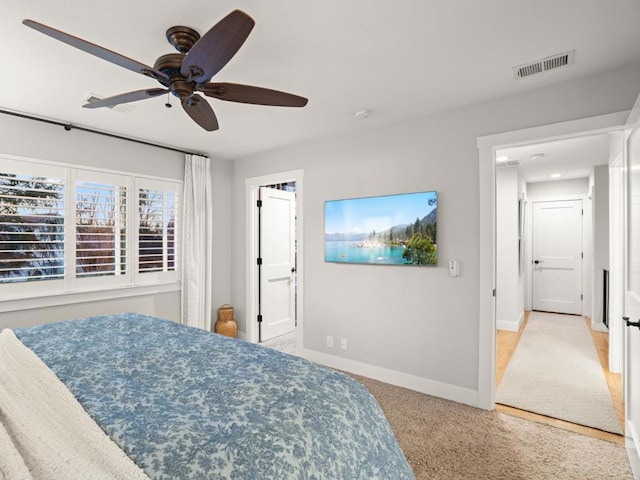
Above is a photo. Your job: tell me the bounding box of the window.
[0,156,181,299]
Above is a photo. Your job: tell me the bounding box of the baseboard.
[626,420,640,479]
[497,311,525,332]
[591,320,609,333]
[300,348,479,408]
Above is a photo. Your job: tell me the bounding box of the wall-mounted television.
[324,191,437,266]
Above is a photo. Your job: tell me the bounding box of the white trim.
[477,111,629,411]
[245,170,304,348]
[301,348,478,407]
[0,282,180,313]
[610,153,625,373]
[627,420,640,478]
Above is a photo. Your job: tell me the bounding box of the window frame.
[0,154,182,305]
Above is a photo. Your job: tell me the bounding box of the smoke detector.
[353,109,370,120]
[513,50,575,79]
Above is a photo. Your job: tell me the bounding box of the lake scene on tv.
[325,191,437,266]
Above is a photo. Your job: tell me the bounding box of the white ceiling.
[497,132,622,184]
[3,1,640,161]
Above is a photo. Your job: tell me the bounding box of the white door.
[624,108,640,472]
[259,187,296,342]
[532,200,583,314]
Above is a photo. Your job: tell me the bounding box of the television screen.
[324,191,437,266]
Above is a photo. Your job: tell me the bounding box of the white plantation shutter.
[0,160,67,296]
[0,172,65,283]
[135,178,179,284]
[75,170,131,283]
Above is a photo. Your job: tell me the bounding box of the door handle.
[534,260,544,265]
[623,316,640,330]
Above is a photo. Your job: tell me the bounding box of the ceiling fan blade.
[23,19,169,82]
[180,10,255,84]
[83,88,170,109]
[198,83,308,107]
[181,94,219,131]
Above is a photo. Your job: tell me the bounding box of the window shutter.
[135,178,179,284]
[75,180,128,278]
[0,171,65,284]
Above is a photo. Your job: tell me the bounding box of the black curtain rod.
[0,108,203,157]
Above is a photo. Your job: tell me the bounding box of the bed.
[0,313,415,479]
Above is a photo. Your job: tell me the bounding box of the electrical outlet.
[340,338,348,351]
[326,336,334,348]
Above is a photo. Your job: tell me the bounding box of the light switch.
[448,259,459,277]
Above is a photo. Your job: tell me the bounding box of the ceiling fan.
[23,10,308,131]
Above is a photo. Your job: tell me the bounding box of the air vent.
[496,159,521,168]
[83,94,135,113]
[513,50,575,79]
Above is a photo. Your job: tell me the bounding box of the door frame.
[477,111,629,410]
[245,170,304,349]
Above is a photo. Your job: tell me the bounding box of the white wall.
[230,64,640,405]
[592,164,610,327]
[496,168,524,331]
[593,165,610,269]
[527,178,590,198]
[211,158,233,312]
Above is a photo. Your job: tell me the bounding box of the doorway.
[477,112,629,412]
[258,184,296,342]
[245,170,304,353]
[493,133,623,437]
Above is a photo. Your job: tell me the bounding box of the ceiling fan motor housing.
[165,26,200,53]
[153,53,192,99]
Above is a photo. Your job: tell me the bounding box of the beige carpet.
[355,374,633,480]
[496,312,622,435]
[261,329,632,478]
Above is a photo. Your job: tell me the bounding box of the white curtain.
[181,154,213,330]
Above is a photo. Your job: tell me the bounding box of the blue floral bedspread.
[14,313,414,479]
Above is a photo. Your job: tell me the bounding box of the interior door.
[259,187,296,342]
[532,200,583,314]
[624,108,640,472]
